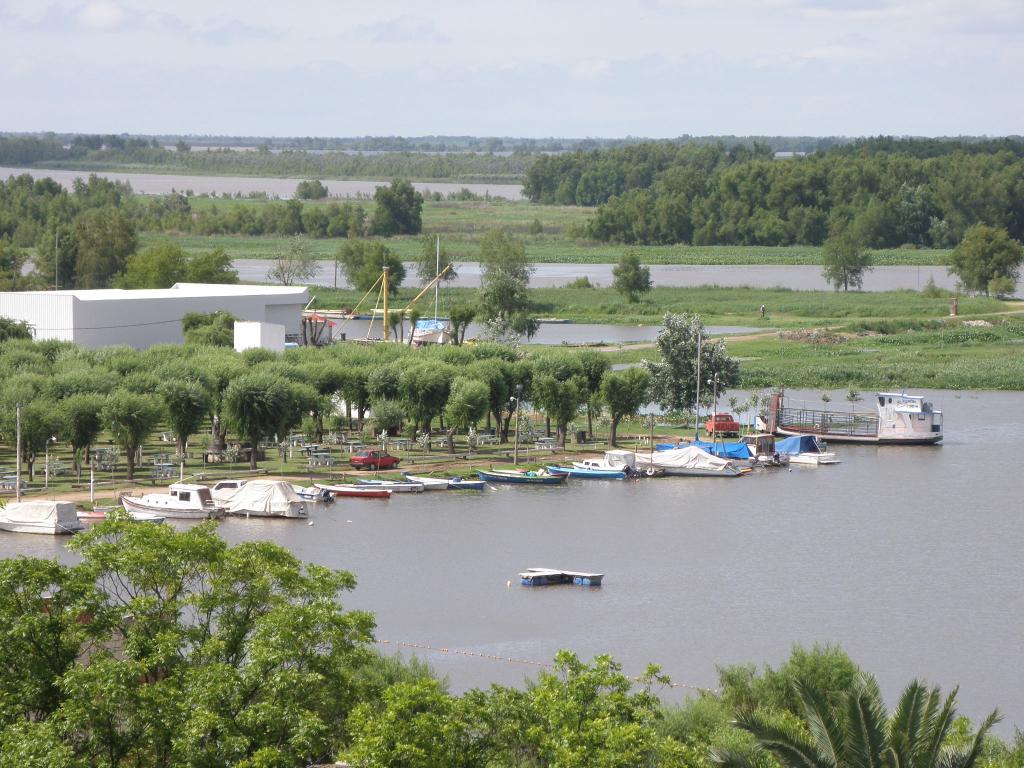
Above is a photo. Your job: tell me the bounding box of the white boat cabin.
[876,393,943,441]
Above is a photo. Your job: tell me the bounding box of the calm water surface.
[2,390,1020,730]
[0,166,523,201]
[235,259,1022,297]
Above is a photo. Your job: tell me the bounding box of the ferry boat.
[767,391,943,445]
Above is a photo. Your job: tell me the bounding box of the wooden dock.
[518,568,603,586]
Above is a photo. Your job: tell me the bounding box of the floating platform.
[519,568,603,586]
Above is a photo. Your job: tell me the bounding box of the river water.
[235,259,1023,297]
[0,166,524,201]
[3,388,1021,732]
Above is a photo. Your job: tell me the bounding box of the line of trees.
[0,518,1014,766]
[0,312,737,487]
[526,139,1024,248]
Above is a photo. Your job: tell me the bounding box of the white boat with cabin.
[120,483,225,519]
[0,501,84,534]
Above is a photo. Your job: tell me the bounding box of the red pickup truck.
[704,413,741,437]
[348,449,401,470]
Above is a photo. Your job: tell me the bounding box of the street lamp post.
[511,384,523,465]
[707,374,720,439]
[693,331,702,440]
[15,402,22,502]
[45,435,56,489]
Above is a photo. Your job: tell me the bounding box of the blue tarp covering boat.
[776,435,824,455]
[655,441,751,459]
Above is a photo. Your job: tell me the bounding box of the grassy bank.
[141,198,952,265]
[307,284,1011,328]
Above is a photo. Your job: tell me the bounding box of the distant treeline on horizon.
[3,131,1023,155]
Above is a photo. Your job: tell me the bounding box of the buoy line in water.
[375,638,716,692]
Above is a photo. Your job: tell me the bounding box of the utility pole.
[15,403,22,502]
[693,331,702,440]
[511,384,523,465]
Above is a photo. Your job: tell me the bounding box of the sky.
[1,0,1022,138]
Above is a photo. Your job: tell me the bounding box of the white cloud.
[572,58,611,78]
[78,1,124,29]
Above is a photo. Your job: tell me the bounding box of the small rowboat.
[355,479,425,493]
[545,465,626,480]
[447,476,486,490]
[476,469,567,485]
[401,473,451,491]
[314,483,392,499]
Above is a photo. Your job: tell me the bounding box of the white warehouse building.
[0,283,309,349]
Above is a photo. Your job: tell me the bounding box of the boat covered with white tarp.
[0,500,84,534]
[224,480,308,518]
[635,445,745,477]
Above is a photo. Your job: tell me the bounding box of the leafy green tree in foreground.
[0,520,375,767]
[601,367,651,446]
[101,390,161,480]
[714,675,999,768]
[948,224,1024,295]
[613,252,653,302]
[822,228,873,291]
[645,313,739,414]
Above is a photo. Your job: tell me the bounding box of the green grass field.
[142,199,952,265]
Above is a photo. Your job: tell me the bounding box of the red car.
[704,413,741,436]
[349,449,401,470]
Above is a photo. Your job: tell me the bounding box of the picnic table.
[307,452,334,468]
[534,437,557,450]
[0,475,25,490]
[151,463,175,480]
[476,434,499,445]
[341,439,364,453]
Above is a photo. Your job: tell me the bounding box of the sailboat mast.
[434,236,440,321]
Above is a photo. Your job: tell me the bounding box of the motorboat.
[76,506,165,524]
[741,434,790,467]
[0,501,84,534]
[355,479,425,493]
[447,476,486,490]
[545,465,627,480]
[120,483,225,519]
[292,485,335,503]
[314,483,392,499]
[402,473,452,491]
[572,449,639,475]
[223,480,308,518]
[776,435,840,465]
[211,478,247,504]
[634,446,746,477]
[476,468,567,485]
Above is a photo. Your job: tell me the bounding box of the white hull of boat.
[121,495,224,519]
[787,452,841,465]
[774,426,942,445]
[226,503,307,519]
[402,474,451,490]
[0,519,84,535]
[355,480,424,493]
[656,466,743,477]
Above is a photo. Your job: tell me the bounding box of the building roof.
[12,284,308,301]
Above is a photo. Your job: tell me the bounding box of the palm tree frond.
[846,675,889,768]
[889,680,930,768]
[795,680,844,768]
[735,711,832,768]
[938,709,1001,768]
[711,745,764,768]
[923,688,959,768]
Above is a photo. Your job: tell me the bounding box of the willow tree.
[222,373,292,469]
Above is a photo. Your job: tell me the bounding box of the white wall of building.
[234,321,286,353]
[0,284,308,349]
